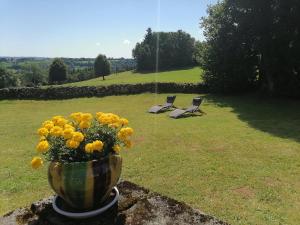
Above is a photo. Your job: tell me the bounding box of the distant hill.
[50,67,202,87]
[0,57,136,74]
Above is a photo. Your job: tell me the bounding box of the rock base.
[1,181,228,225]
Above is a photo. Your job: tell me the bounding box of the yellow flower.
[52,116,64,125]
[70,112,82,123]
[96,113,120,125]
[79,121,91,129]
[108,114,120,123]
[39,136,46,141]
[50,126,63,137]
[64,124,75,131]
[119,128,126,135]
[124,127,134,136]
[31,157,43,169]
[120,118,129,126]
[124,140,133,149]
[37,127,49,136]
[97,115,109,124]
[96,112,104,117]
[66,139,80,149]
[117,132,126,141]
[56,118,68,127]
[42,120,54,130]
[63,128,74,139]
[85,143,94,153]
[36,140,50,153]
[92,140,103,151]
[118,127,134,140]
[81,113,93,121]
[72,132,84,142]
[113,145,121,154]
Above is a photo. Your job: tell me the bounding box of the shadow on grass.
[205,94,300,143]
[167,111,205,119]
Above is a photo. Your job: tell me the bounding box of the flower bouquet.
[31,112,133,210]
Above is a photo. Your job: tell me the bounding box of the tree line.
[0,56,136,88]
[132,28,199,72]
[200,0,300,97]
[48,55,111,84]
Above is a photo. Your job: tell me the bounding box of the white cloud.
[96,42,100,46]
[123,39,131,45]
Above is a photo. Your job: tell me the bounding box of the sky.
[0,0,218,58]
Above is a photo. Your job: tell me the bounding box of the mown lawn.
[49,67,202,87]
[0,94,299,225]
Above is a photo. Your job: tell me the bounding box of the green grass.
[0,94,300,225]
[50,67,202,87]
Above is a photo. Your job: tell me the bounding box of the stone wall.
[0,83,208,100]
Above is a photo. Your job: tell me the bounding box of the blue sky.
[0,0,217,58]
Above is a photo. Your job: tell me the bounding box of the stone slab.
[0,181,229,225]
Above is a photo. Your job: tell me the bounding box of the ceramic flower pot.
[48,154,122,210]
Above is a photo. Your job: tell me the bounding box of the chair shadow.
[204,94,300,143]
[170,111,205,119]
[148,106,178,114]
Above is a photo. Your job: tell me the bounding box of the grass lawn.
[0,94,300,225]
[49,67,202,87]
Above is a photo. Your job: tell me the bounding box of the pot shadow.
[27,202,126,225]
[204,94,300,143]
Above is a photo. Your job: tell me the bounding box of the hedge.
[0,83,208,100]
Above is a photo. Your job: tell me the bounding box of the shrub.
[0,67,20,88]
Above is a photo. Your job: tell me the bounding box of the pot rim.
[49,153,121,165]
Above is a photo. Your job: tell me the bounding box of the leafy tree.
[132,28,196,72]
[0,67,19,88]
[22,64,46,86]
[201,0,300,97]
[193,41,205,66]
[49,58,67,83]
[94,54,111,80]
[201,1,258,93]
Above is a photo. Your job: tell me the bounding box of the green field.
[51,67,202,87]
[1,94,300,225]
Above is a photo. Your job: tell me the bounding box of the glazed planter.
[48,154,122,210]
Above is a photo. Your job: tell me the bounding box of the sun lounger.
[148,96,176,113]
[169,97,203,119]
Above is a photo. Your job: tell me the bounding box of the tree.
[201,0,300,97]
[0,67,19,88]
[22,64,46,86]
[49,58,67,83]
[193,41,205,66]
[132,28,196,72]
[94,54,111,80]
